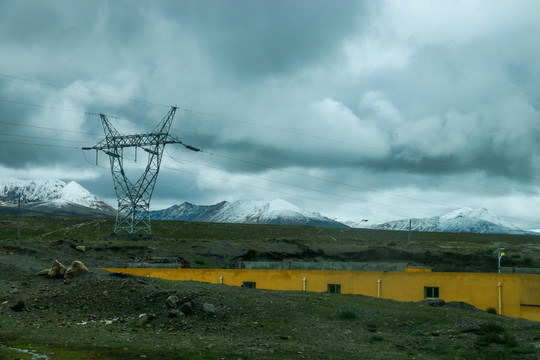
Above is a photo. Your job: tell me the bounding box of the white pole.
[498,282,503,315]
[302,277,306,291]
[377,279,381,298]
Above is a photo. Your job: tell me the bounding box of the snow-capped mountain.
[339,218,377,229]
[0,178,116,217]
[150,199,348,227]
[370,207,527,234]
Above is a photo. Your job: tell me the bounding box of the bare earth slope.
[1,215,539,359]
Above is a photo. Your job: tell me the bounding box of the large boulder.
[202,303,216,314]
[64,261,88,279]
[168,309,185,318]
[166,295,180,309]
[37,268,50,276]
[47,260,66,278]
[179,301,193,315]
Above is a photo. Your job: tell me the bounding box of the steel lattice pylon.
[86,106,198,235]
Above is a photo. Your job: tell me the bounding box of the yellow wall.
[102,268,540,322]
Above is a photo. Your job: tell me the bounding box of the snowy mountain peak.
[150,199,347,227]
[0,178,114,214]
[441,207,519,231]
[371,207,525,234]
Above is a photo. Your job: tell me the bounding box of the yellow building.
[102,267,540,322]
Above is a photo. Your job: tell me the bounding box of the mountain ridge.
[0,178,116,217]
[368,207,528,235]
[0,178,529,234]
[149,199,348,227]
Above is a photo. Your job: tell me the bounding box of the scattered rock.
[75,245,86,253]
[10,300,25,312]
[136,314,149,327]
[419,299,446,307]
[446,301,476,310]
[202,303,216,314]
[48,260,66,279]
[179,301,193,315]
[37,269,50,276]
[166,295,179,309]
[64,261,89,279]
[168,309,185,318]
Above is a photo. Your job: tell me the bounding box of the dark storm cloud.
[1,0,540,226]
[154,0,368,78]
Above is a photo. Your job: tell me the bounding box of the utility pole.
[407,219,412,246]
[17,195,21,240]
[83,107,200,235]
[494,248,505,273]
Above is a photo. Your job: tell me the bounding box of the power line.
[164,152,437,217]
[0,74,169,108]
[0,132,94,144]
[0,98,110,119]
[0,139,81,149]
[0,73,509,175]
[157,152,540,226]
[2,74,539,225]
[4,105,525,197]
[2,73,534,185]
[0,119,102,137]
[3,123,538,223]
[2,104,538,204]
[174,127,538,196]
[124,155,379,216]
[5,134,538,226]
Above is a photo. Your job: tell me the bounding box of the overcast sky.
[1,0,540,228]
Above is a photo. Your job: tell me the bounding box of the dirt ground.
[1,230,540,359]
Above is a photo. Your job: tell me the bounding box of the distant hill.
[149,199,348,227]
[0,178,116,217]
[370,207,528,235]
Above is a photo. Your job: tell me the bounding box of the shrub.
[194,259,205,265]
[486,307,497,314]
[368,335,384,344]
[365,323,377,332]
[387,242,397,247]
[503,333,518,348]
[478,322,505,335]
[512,347,536,354]
[339,310,357,320]
[474,322,509,346]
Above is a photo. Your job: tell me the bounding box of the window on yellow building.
[424,286,439,299]
[328,284,341,294]
[243,281,256,289]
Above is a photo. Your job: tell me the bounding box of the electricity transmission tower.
[84,106,199,235]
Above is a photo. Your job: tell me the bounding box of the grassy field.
[1,214,540,359]
[1,214,539,271]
